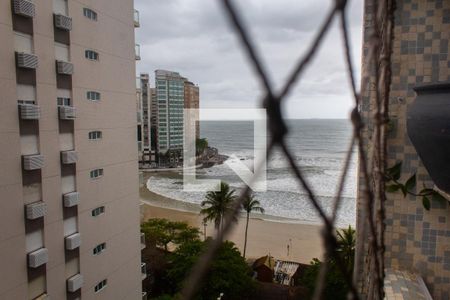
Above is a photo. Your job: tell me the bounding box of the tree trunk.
[243,212,249,258]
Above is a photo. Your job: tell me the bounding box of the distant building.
[138,73,156,166]
[253,255,276,283]
[184,80,200,140]
[155,70,186,165]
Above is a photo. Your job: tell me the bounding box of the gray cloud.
[135,0,364,119]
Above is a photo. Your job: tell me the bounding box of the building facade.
[357,0,450,298]
[0,0,142,299]
[155,69,185,165]
[184,80,200,140]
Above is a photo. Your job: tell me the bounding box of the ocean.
[146,119,357,227]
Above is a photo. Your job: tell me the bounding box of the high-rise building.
[0,0,142,299]
[184,81,200,140]
[154,69,185,165]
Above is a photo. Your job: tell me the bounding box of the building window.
[57,97,71,106]
[87,91,101,101]
[94,279,107,293]
[17,100,36,105]
[91,206,105,217]
[90,168,103,179]
[83,8,97,21]
[85,50,99,61]
[88,131,102,140]
[93,242,106,255]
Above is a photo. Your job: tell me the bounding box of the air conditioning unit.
[67,273,83,292]
[23,154,44,170]
[16,52,38,69]
[142,291,148,300]
[13,0,35,18]
[65,232,81,250]
[58,105,76,120]
[19,104,40,119]
[56,60,74,75]
[28,248,48,268]
[63,192,79,207]
[26,201,47,220]
[141,232,146,250]
[54,13,72,31]
[61,150,78,164]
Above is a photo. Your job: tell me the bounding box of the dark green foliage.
[299,226,356,300]
[201,181,237,231]
[196,138,208,155]
[385,161,448,210]
[141,218,200,251]
[167,240,255,300]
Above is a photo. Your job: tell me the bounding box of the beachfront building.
[138,73,156,166]
[155,69,186,166]
[357,0,450,298]
[184,80,200,140]
[0,0,142,299]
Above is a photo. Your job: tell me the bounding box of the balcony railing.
[134,9,140,27]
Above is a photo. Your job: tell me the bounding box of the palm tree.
[336,225,356,272]
[242,192,264,258]
[200,181,236,233]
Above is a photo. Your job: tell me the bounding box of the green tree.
[200,181,237,232]
[299,226,356,300]
[336,225,356,273]
[141,218,200,251]
[241,192,265,258]
[196,138,208,156]
[167,239,254,300]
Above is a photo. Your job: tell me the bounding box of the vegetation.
[196,138,208,156]
[385,161,447,210]
[241,192,265,258]
[141,218,254,300]
[141,218,200,251]
[167,239,255,300]
[299,226,356,300]
[200,181,237,232]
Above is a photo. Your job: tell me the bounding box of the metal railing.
[176,0,393,299]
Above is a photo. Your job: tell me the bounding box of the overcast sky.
[135,0,364,119]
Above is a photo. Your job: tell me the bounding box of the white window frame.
[86,91,101,101]
[57,97,71,106]
[93,242,106,255]
[89,168,103,179]
[91,206,105,217]
[83,7,97,21]
[85,50,99,61]
[94,279,107,293]
[88,131,102,140]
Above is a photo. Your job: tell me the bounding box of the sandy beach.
[140,179,324,264]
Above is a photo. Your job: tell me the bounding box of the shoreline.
[140,185,324,263]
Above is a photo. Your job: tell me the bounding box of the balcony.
[63,192,79,207]
[135,44,141,60]
[61,150,78,164]
[56,60,74,75]
[23,154,44,170]
[28,248,48,268]
[141,232,146,250]
[65,232,81,250]
[13,0,35,18]
[26,201,47,220]
[134,9,140,27]
[54,13,72,31]
[67,274,83,292]
[16,52,38,69]
[58,105,76,120]
[19,103,40,119]
[141,262,147,280]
